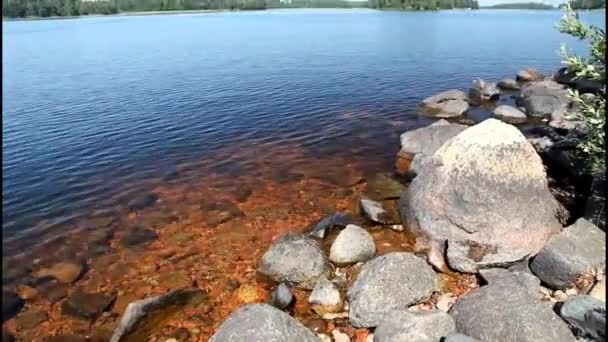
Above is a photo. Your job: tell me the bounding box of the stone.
[200,199,244,227]
[309,277,343,314]
[401,119,563,272]
[444,333,481,342]
[347,252,436,328]
[517,68,544,82]
[427,240,450,274]
[517,80,571,119]
[127,192,158,211]
[36,281,69,303]
[15,311,48,330]
[446,239,529,273]
[120,227,158,247]
[110,288,207,342]
[209,304,318,341]
[363,173,405,201]
[157,271,193,289]
[34,262,85,284]
[374,309,456,342]
[493,105,527,124]
[2,291,24,321]
[449,270,575,342]
[554,290,568,301]
[359,198,398,224]
[548,110,584,131]
[317,333,332,342]
[588,279,606,302]
[332,329,350,342]
[329,224,375,266]
[497,78,520,90]
[304,212,360,239]
[469,79,500,105]
[419,90,469,118]
[258,233,329,289]
[560,295,606,340]
[530,218,606,289]
[399,120,468,175]
[61,291,116,320]
[268,283,294,310]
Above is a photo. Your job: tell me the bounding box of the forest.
[563,0,605,9]
[484,2,555,9]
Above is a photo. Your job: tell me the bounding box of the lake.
[1,8,605,338]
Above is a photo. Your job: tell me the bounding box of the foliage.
[556,1,606,172]
[484,2,555,9]
[374,0,478,10]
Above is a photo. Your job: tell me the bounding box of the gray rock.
[530,218,606,289]
[374,309,455,342]
[400,119,563,273]
[450,270,575,342]
[348,252,436,328]
[517,80,571,119]
[478,268,543,299]
[446,239,529,273]
[304,212,359,239]
[360,198,398,224]
[309,277,342,314]
[493,105,527,124]
[330,224,375,266]
[469,79,500,105]
[497,78,521,90]
[560,295,606,340]
[268,283,294,310]
[517,68,544,82]
[209,304,318,342]
[258,233,329,289]
[444,333,481,342]
[419,90,469,118]
[110,288,205,342]
[399,120,468,175]
[61,290,116,320]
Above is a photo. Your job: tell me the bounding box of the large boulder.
[468,79,500,105]
[559,295,606,340]
[209,304,318,342]
[374,309,456,342]
[329,224,375,266]
[517,80,571,119]
[419,90,469,118]
[399,120,467,175]
[450,270,575,342]
[517,68,544,82]
[347,252,436,328]
[530,218,606,289]
[400,119,563,273]
[497,78,521,90]
[492,105,527,124]
[258,233,329,289]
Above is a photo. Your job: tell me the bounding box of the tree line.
[561,0,605,9]
[371,0,479,10]
[484,2,555,9]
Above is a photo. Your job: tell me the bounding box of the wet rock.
[209,304,318,341]
[444,333,481,342]
[127,192,158,211]
[588,279,606,302]
[61,290,116,320]
[469,79,500,105]
[258,233,329,289]
[157,271,193,289]
[309,277,343,315]
[450,269,574,342]
[36,281,69,303]
[560,295,606,340]
[329,224,375,266]
[517,80,571,119]
[401,119,563,273]
[419,90,469,118]
[446,239,529,273]
[304,212,359,239]
[360,198,397,224]
[200,199,244,227]
[497,78,520,90]
[374,309,455,342]
[395,150,415,175]
[363,173,404,200]
[15,311,48,330]
[517,68,544,82]
[232,185,253,203]
[268,283,294,310]
[347,252,436,328]
[399,120,467,175]
[120,227,158,247]
[34,261,85,284]
[493,105,527,124]
[530,218,606,289]
[269,168,304,184]
[2,291,24,321]
[110,288,207,342]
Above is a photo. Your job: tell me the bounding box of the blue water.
[2,9,605,248]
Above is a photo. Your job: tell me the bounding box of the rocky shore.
[2,67,606,341]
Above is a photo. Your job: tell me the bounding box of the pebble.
[34,262,85,284]
[539,286,552,298]
[553,290,568,301]
[321,312,349,320]
[565,288,578,296]
[390,225,404,232]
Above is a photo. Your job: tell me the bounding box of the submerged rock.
[530,218,606,289]
[61,290,115,320]
[268,283,294,311]
[209,304,318,341]
[363,173,405,200]
[329,224,375,266]
[258,233,329,289]
[33,261,85,284]
[401,119,562,272]
[347,252,436,328]
[419,90,469,118]
[200,199,244,227]
[497,78,520,90]
[560,295,606,340]
[360,198,398,224]
[127,192,158,211]
[2,291,24,321]
[374,309,455,342]
[309,277,343,315]
[517,68,544,82]
[304,212,359,239]
[120,227,158,247]
[469,79,500,105]
[493,105,527,124]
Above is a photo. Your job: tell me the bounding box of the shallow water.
[2,8,605,341]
